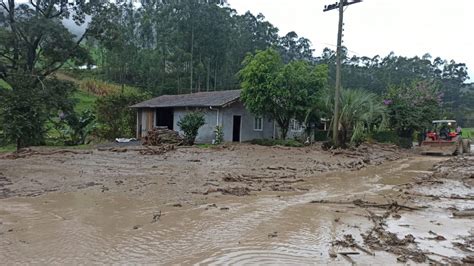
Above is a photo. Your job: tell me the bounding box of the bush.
[95,92,148,140]
[59,110,96,145]
[462,128,473,139]
[250,138,304,147]
[314,130,330,141]
[371,131,399,144]
[178,112,206,145]
[214,125,224,145]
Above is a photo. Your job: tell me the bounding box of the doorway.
[155,108,174,130]
[233,115,241,142]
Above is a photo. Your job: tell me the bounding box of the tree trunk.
[190,26,194,93]
[214,62,218,90]
[206,58,210,91]
[16,138,21,152]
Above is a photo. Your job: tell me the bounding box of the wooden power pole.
[324,0,362,146]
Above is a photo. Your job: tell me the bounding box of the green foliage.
[250,138,304,147]
[462,128,473,139]
[0,145,16,153]
[0,79,11,90]
[314,130,330,142]
[0,78,76,149]
[88,1,314,95]
[240,48,328,139]
[0,1,104,150]
[320,49,471,125]
[214,125,224,145]
[95,92,148,140]
[55,110,96,146]
[322,88,387,147]
[385,81,442,146]
[177,112,206,145]
[370,131,399,144]
[73,90,97,113]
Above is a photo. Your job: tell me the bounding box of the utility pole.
[324,0,362,146]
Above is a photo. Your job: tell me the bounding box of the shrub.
[62,110,96,145]
[371,131,399,144]
[178,112,206,145]
[214,125,224,145]
[314,130,330,141]
[95,92,148,140]
[250,138,304,147]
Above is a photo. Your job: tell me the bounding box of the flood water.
[0,156,470,264]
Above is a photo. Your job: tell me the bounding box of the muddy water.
[0,156,465,264]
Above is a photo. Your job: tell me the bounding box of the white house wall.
[220,102,274,142]
[173,107,220,144]
[137,102,284,143]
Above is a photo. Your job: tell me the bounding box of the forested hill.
[84,1,472,123]
[87,0,314,95]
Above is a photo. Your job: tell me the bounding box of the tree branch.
[42,29,89,77]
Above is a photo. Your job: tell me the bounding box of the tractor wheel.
[454,141,463,155]
[462,139,471,154]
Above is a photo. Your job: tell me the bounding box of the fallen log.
[453,210,474,217]
[309,199,424,211]
[405,192,474,201]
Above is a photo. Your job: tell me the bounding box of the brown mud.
[0,143,472,264]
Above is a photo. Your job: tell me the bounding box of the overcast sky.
[228,0,474,81]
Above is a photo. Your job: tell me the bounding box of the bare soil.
[0,143,472,264]
[0,142,401,202]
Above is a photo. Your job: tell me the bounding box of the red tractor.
[420,120,471,155]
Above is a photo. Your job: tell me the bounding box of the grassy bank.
[463,128,473,139]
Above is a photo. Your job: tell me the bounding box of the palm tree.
[323,88,387,146]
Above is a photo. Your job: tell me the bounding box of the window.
[254,116,263,131]
[290,119,303,132]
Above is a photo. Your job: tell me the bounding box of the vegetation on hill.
[0,1,473,150]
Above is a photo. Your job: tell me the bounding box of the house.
[131,90,305,143]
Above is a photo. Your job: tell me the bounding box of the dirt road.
[0,144,472,264]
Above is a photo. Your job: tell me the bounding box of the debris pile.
[0,148,92,160]
[142,127,183,146]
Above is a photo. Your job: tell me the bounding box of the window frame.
[290,119,303,132]
[254,116,263,131]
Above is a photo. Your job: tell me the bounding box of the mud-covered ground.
[0,143,472,264]
[0,143,400,202]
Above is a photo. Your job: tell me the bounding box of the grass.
[250,138,304,147]
[462,128,473,139]
[0,144,16,153]
[73,90,97,113]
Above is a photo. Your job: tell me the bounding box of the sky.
[227,0,474,81]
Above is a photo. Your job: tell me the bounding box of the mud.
[0,144,472,264]
[0,143,400,201]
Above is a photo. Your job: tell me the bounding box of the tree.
[56,110,96,146]
[177,112,205,145]
[0,78,76,149]
[95,92,148,140]
[385,81,442,147]
[323,88,387,146]
[0,0,104,150]
[239,48,328,139]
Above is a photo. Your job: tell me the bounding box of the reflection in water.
[0,156,468,264]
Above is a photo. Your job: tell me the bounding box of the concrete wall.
[136,101,277,143]
[220,102,274,142]
[173,107,219,144]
